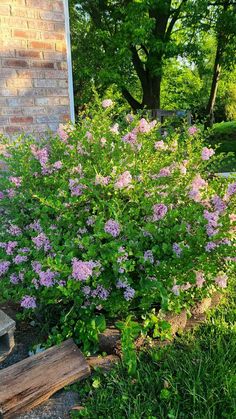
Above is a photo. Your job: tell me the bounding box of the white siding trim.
[63,0,75,123]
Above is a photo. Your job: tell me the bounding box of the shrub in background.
[0,100,235,354]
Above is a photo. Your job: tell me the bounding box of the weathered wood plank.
[0,339,90,418]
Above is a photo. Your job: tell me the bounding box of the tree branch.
[121,87,142,110]
[166,0,188,39]
[130,46,147,90]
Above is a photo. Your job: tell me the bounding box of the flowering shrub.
[0,100,235,352]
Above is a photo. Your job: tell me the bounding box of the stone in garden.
[163,310,187,336]
[99,327,121,354]
[191,297,212,316]
[0,310,16,362]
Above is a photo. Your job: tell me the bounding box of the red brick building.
[0,0,74,136]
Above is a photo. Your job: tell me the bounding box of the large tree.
[70,0,190,111]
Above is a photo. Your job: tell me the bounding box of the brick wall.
[0,0,71,136]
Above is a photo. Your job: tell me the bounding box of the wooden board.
[0,339,90,418]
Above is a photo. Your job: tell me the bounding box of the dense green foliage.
[207,121,236,171]
[71,285,236,418]
[0,101,235,357]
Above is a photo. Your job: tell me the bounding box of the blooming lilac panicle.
[227,182,236,197]
[153,203,168,221]
[8,225,22,236]
[188,126,198,135]
[137,118,156,133]
[6,241,18,255]
[205,241,217,252]
[95,174,110,186]
[215,273,227,288]
[7,189,16,198]
[72,258,94,281]
[144,250,154,264]
[172,283,180,296]
[110,123,119,134]
[28,220,42,233]
[0,261,10,277]
[157,167,171,178]
[13,255,28,264]
[92,285,110,300]
[173,243,182,257]
[102,99,114,108]
[9,176,22,188]
[154,140,166,150]
[104,219,120,237]
[86,131,93,141]
[116,279,128,289]
[100,137,107,147]
[69,179,86,197]
[30,145,49,166]
[124,286,135,301]
[10,273,20,284]
[122,132,137,145]
[32,261,42,273]
[212,195,226,214]
[53,161,63,170]
[82,286,91,296]
[201,147,215,161]
[21,296,36,309]
[0,191,4,200]
[39,270,56,287]
[115,171,132,189]
[32,233,51,252]
[195,271,205,288]
[57,125,69,142]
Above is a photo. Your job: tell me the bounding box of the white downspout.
[64,0,75,123]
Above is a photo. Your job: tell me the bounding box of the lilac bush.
[0,100,235,351]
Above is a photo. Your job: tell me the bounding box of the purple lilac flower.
[122,132,137,145]
[102,99,114,108]
[39,270,56,287]
[7,188,16,198]
[9,176,22,188]
[115,171,132,189]
[157,167,171,178]
[53,161,63,170]
[201,147,215,160]
[86,216,96,226]
[124,286,135,301]
[91,285,110,300]
[13,255,28,264]
[32,233,51,252]
[137,118,156,133]
[215,273,227,288]
[28,220,42,233]
[82,286,91,296]
[5,241,18,255]
[20,295,36,309]
[0,242,6,249]
[0,261,10,277]
[189,175,208,202]
[32,278,39,289]
[104,219,120,237]
[8,225,22,236]
[125,114,134,123]
[172,284,180,296]
[57,126,69,142]
[72,259,95,281]
[205,241,217,252]
[69,179,86,197]
[153,203,168,221]
[95,174,110,186]
[100,137,107,147]
[0,191,4,200]
[30,144,49,166]
[144,250,154,264]
[116,279,128,289]
[204,210,219,237]
[181,282,192,291]
[10,273,20,284]
[86,131,93,141]
[212,195,226,214]
[188,126,198,135]
[32,261,42,273]
[227,182,236,197]
[173,243,182,257]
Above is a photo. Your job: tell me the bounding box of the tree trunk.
[142,75,161,110]
[204,42,222,129]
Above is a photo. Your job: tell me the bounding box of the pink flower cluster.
[189,174,208,202]
[95,174,110,186]
[188,126,198,135]
[9,176,22,188]
[115,171,132,189]
[203,210,219,237]
[69,179,86,197]
[8,225,22,236]
[32,233,51,252]
[154,140,167,150]
[201,147,215,161]
[215,273,227,288]
[102,99,114,108]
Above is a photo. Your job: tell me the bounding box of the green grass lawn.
[72,286,236,419]
[207,121,236,172]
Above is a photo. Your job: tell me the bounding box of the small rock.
[99,327,121,354]
[162,310,187,336]
[191,298,212,316]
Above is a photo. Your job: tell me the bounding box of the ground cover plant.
[207,121,236,172]
[71,283,236,419]
[0,99,236,358]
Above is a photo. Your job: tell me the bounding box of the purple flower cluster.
[227,182,236,197]
[212,195,226,214]
[10,272,24,285]
[195,271,205,288]
[28,220,42,233]
[104,219,120,237]
[72,258,96,281]
[5,241,18,255]
[95,174,110,186]
[215,273,227,288]
[154,140,166,150]
[157,167,171,178]
[13,255,28,264]
[8,224,22,236]
[172,243,182,257]
[188,126,198,135]
[137,118,156,133]
[189,174,208,202]
[203,210,219,237]
[9,176,22,188]
[144,250,154,264]
[32,261,42,273]
[57,125,69,142]
[116,279,135,301]
[91,285,110,300]
[115,171,132,189]
[39,269,57,287]
[20,295,36,309]
[0,261,10,277]
[153,203,168,221]
[31,144,49,166]
[69,179,86,197]
[32,233,51,252]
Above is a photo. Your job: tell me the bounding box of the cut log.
[0,339,90,418]
[99,327,121,354]
[87,355,120,371]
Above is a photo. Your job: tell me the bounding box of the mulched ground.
[0,302,80,419]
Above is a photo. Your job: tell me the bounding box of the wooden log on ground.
[87,355,120,371]
[0,339,90,418]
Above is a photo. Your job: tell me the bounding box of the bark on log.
[0,339,90,418]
